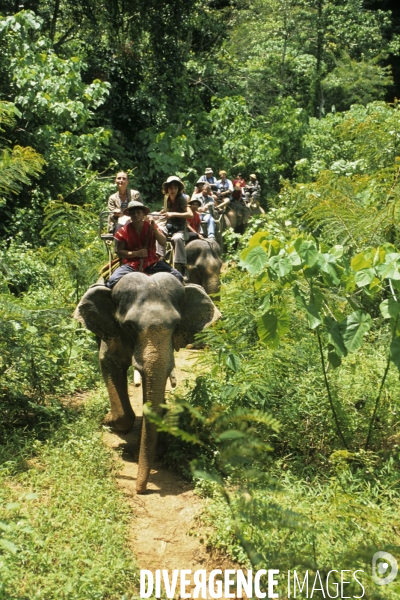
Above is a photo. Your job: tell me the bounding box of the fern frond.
[0,145,45,196]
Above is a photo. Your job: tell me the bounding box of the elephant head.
[74,272,220,493]
[224,200,251,234]
[186,239,222,298]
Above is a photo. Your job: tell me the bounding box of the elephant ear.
[173,284,221,350]
[74,285,121,340]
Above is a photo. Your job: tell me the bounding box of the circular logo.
[372,552,398,585]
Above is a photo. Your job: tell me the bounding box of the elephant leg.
[99,339,135,432]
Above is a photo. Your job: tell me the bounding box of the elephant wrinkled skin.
[186,238,222,299]
[74,273,220,493]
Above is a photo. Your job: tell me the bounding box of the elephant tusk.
[169,369,177,388]
[133,369,142,387]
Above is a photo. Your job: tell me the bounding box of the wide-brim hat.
[205,168,213,174]
[250,173,257,179]
[123,200,150,215]
[196,178,206,185]
[189,197,202,205]
[163,175,182,187]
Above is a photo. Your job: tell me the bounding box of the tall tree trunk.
[315,0,324,118]
[49,0,60,42]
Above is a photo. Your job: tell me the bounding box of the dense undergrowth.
[0,390,138,600]
[1,0,400,595]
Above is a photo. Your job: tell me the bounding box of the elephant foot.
[104,412,135,433]
[136,483,148,494]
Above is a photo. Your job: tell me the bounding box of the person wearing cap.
[196,184,216,238]
[191,178,206,200]
[216,170,234,206]
[244,173,261,205]
[106,200,183,288]
[199,168,218,191]
[160,176,193,275]
[107,171,143,233]
[187,198,204,243]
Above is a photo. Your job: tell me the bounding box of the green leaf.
[241,246,268,276]
[293,285,321,329]
[390,337,400,371]
[341,311,372,353]
[225,353,241,372]
[254,271,269,290]
[354,268,375,288]
[351,252,371,272]
[287,250,302,269]
[248,231,269,248]
[380,299,400,319]
[268,254,292,278]
[259,294,271,312]
[298,241,319,267]
[329,245,343,258]
[257,310,290,348]
[328,352,342,368]
[317,253,340,285]
[0,539,17,554]
[324,316,348,357]
[377,253,400,280]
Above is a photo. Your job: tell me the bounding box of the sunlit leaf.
[351,252,371,272]
[257,310,290,348]
[354,268,375,288]
[341,311,372,353]
[297,241,319,267]
[241,246,268,275]
[380,299,400,319]
[268,254,292,278]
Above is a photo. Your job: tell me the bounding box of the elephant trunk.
[206,273,221,298]
[135,329,173,494]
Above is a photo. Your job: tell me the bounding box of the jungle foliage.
[0,0,400,597]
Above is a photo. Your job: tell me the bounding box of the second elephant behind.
[186,238,222,298]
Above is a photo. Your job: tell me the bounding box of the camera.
[166,220,183,236]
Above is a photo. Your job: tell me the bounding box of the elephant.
[224,200,251,235]
[186,238,222,299]
[74,272,220,494]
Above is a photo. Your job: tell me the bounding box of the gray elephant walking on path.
[74,272,220,493]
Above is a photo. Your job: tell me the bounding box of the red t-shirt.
[114,221,159,270]
[187,211,201,233]
[233,178,246,188]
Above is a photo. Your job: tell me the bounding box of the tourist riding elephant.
[186,239,222,299]
[224,200,251,235]
[74,273,220,494]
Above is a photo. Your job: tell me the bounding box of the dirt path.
[103,349,236,598]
